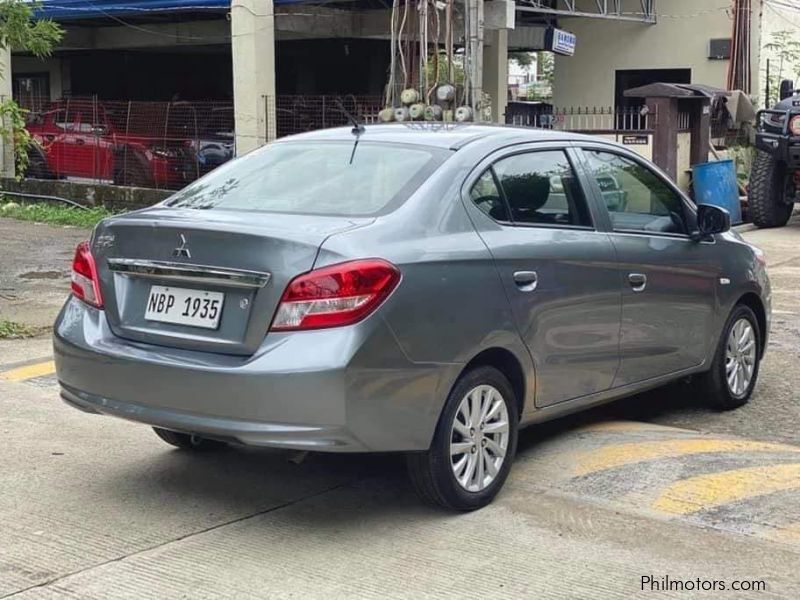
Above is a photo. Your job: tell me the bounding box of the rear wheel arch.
[459,347,527,418]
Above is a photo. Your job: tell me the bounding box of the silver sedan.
[55,124,770,510]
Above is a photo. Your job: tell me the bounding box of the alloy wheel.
[449,384,510,493]
[725,318,757,397]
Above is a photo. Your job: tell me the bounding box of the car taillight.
[71,241,103,308]
[270,259,401,331]
[790,115,800,136]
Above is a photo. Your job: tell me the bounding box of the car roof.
[278,123,596,150]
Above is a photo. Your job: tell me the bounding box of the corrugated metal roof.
[36,0,300,20]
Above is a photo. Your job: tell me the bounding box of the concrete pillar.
[231,0,276,155]
[0,46,15,178]
[483,28,508,123]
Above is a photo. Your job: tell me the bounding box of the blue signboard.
[545,27,577,56]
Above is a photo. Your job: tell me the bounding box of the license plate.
[145,285,224,330]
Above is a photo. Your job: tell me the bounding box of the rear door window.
[490,150,592,227]
[469,169,509,222]
[167,141,445,216]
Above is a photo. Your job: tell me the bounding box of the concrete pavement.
[1,375,799,599]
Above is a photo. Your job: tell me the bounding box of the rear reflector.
[71,241,104,308]
[271,259,401,331]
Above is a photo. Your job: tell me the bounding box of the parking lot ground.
[2,215,800,597]
[2,375,800,599]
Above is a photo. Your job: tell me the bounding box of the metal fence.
[272,95,384,138]
[18,96,658,190]
[506,104,655,132]
[23,96,233,190]
[20,95,386,189]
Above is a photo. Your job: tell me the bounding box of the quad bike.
[750,79,800,228]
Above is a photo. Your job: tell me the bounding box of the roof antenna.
[336,98,364,164]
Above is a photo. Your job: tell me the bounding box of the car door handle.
[43,134,55,142]
[75,138,85,145]
[628,273,647,292]
[513,271,538,292]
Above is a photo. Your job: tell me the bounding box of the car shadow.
[95,381,708,524]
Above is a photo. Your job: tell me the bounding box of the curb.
[733,222,758,234]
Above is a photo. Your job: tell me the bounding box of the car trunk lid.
[92,207,372,355]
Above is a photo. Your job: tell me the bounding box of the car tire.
[407,365,519,511]
[152,427,224,451]
[115,150,153,188]
[695,304,762,410]
[25,147,52,180]
[748,150,794,228]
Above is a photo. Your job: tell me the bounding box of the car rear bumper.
[54,297,457,452]
[59,383,365,450]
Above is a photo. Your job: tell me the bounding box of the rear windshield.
[165,140,445,216]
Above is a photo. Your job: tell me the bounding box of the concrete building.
[12,0,518,158]
[551,0,762,109]
[3,0,763,184]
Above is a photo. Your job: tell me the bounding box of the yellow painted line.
[574,438,800,476]
[652,463,800,515]
[0,360,56,382]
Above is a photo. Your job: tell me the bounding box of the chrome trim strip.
[107,259,271,289]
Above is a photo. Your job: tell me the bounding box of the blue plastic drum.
[692,159,742,225]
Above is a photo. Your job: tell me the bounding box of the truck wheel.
[748,150,794,228]
[114,151,153,188]
[25,148,52,180]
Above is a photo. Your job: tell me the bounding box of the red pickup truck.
[26,100,194,189]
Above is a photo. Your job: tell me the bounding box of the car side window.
[54,110,77,132]
[469,169,509,222]
[583,150,688,235]
[492,151,592,227]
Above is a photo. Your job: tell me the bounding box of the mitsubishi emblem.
[172,234,191,258]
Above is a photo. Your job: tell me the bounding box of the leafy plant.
[0,318,34,339]
[509,52,534,68]
[0,200,114,227]
[762,30,800,106]
[0,1,63,177]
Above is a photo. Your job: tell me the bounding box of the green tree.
[763,30,800,106]
[537,52,554,87]
[0,1,62,176]
[509,51,534,68]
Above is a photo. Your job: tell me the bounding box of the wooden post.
[648,96,679,181]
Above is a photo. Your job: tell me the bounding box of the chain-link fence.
[23,96,233,190]
[272,95,384,138]
[18,95,658,191]
[21,95,387,189]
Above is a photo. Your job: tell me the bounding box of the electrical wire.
[399,0,408,90]
[387,0,398,108]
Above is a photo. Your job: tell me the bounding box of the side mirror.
[695,204,731,239]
